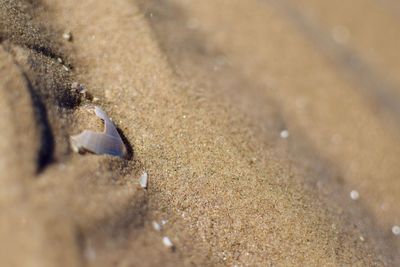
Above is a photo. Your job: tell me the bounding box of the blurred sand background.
[0,0,399,266]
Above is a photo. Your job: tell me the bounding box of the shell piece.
[162,236,173,248]
[139,171,148,189]
[280,130,289,139]
[350,190,360,200]
[70,106,125,157]
[152,221,161,231]
[392,225,400,236]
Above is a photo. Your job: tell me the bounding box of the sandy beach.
[0,0,399,266]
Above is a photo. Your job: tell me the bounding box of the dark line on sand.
[22,71,55,172]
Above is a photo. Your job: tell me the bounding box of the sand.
[0,0,399,266]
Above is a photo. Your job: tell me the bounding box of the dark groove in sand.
[21,69,54,172]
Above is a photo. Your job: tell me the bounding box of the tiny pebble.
[57,57,63,63]
[152,221,161,231]
[280,130,289,139]
[350,190,360,200]
[62,65,69,72]
[359,236,365,242]
[392,225,400,236]
[62,31,72,41]
[139,172,148,189]
[161,219,168,225]
[162,236,173,248]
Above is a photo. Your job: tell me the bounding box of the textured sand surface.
[0,0,399,266]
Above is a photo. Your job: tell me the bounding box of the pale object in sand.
[162,236,173,248]
[280,130,289,139]
[139,171,148,189]
[350,190,360,200]
[62,31,72,41]
[70,106,125,157]
[152,221,161,231]
[392,225,400,236]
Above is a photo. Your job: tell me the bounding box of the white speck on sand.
[139,172,148,189]
[280,130,289,139]
[392,225,400,235]
[62,31,72,41]
[162,236,173,248]
[152,221,161,231]
[161,219,168,225]
[350,190,360,200]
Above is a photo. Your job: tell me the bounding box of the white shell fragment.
[152,221,161,231]
[70,106,125,157]
[62,31,72,41]
[139,172,148,189]
[350,190,360,200]
[392,225,400,236]
[162,236,174,248]
[280,130,289,139]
